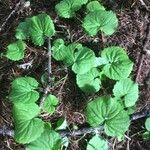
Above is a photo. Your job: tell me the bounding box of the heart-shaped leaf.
[113,78,139,107]
[83,10,118,36]
[100,46,133,80]
[26,124,62,150]
[6,40,26,61]
[76,68,101,93]
[29,14,55,46]
[9,77,39,104]
[13,103,44,144]
[85,96,130,138]
[55,0,88,18]
[43,94,59,114]
[72,46,96,74]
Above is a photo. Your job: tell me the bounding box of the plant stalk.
[39,37,52,109]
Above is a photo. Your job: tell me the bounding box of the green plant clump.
[3,1,140,149]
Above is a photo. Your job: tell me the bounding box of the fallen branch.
[1,108,150,138]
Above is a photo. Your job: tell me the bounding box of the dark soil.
[0,0,150,149]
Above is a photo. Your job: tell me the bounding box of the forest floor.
[0,0,150,149]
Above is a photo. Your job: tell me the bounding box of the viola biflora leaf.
[113,78,139,107]
[83,10,118,36]
[100,46,133,80]
[15,21,29,40]
[55,0,88,18]
[13,103,44,144]
[52,41,96,74]
[26,124,62,150]
[85,96,130,138]
[86,1,105,12]
[76,68,101,93]
[52,39,66,61]
[29,14,55,46]
[52,40,82,66]
[43,94,59,114]
[145,118,150,131]
[87,134,108,150]
[6,40,26,61]
[72,46,96,74]
[9,77,39,104]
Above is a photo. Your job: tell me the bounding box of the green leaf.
[15,21,29,40]
[13,103,44,144]
[72,46,96,74]
[85,96,130,138]
[52,41,96,74]
[52,39,66,61]
[86,1,105,12]
[100,46,133,80]
[29,14,55,46]
[87,135,108,150]
[142,131,150,140]
[55,118,68,130]
[76,68,101,93]
[113,78,139,107]
[55,0,88,18]
[6,40,26,61]
[43,94,59,114]
[83,10,118,36]
[26,124,62,150]
[145,118,150,131]
[95,57,108,67]
[9,77,39,104]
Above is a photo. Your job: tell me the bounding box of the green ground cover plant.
[3,0,145,149]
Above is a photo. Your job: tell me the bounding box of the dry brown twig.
[0,0,30,32]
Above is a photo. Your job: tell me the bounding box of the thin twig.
[0,0,30,32]
[138,0,149,11]
[1,108,150,138]
[57,71,68,100]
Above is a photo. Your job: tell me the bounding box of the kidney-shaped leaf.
[76,68,101,93]
[43,94,59,114]
[83,10,118,36]
[29,14,55,46]
[87,135,108,150]
[113,78,139,107]
[55,0,88,18]
[72,46,96,74]
[9,77,39,104]
[15,21,29,40]
[6,40,26,61]
[13,103,44,144]
[52,39,66,61]
[85,96,130,138]
[100,46,133,80]
[26,124,62,150]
